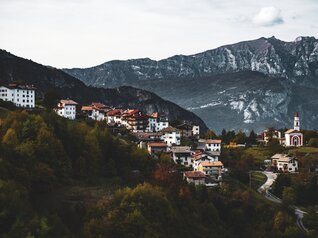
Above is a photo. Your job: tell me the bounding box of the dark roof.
[2,84,36,90]
[161,126,179,133]
[175,123,193,130]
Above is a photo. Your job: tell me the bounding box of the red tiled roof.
[91,102,106,108]
[184,171,206,178]
[200,161,224,167]
[81,106,93,111]
[123,109,141,116]
[148,142,167,148]
[60,99,78,105]
[205,139,222,144]
[107,109,122,116]
[192,152,203,157]
[151,112,159,118]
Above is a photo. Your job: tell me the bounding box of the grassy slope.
[251,171,267,190]
[288,147,318,154]
[243,147,272,163]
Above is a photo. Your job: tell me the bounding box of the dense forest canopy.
[0,108,316,237]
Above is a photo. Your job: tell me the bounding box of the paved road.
[295,207,309,232]
[258,171,308,232]
[258,171,277,192]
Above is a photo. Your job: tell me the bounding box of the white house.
[192,125,200,136]
[148,116,157,132]
[85,106,105,121]
[197,161,224,177]
[147,112,169,132]
[262,129,284,145]
[183,171,206,186]
[121,109,149,132]
[192,151,220,171]
[161,126,181,146]
[56,99,78,120]
[147,142,168,155]
[285,112,303,147]
[81,102,111,121]
[271,154,298,172]
[0,84,35,108]
[199,139,222,152]
[106,109,123,125]
[170,146,192,167]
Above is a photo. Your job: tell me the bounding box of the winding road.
[258,171,308,232]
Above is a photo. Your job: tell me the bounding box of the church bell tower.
[294,112,300,131]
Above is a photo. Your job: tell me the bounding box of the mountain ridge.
[62,36,318,132]
[63,36,318,86]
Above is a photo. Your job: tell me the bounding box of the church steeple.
[294,112,300,131]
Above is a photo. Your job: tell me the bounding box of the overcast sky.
[1,0,317,68]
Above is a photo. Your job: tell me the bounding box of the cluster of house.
[259,113,303,173]
[0,84,303,178]
[55,100,175,133]
[259,112,303,147]
[137,129,225,186]
[55,99,222,185]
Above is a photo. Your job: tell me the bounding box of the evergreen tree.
[248,130,257,145]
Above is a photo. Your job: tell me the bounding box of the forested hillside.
[0,108,313,237]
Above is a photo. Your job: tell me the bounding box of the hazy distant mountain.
[0,49,208,131]
[63,36,318,132]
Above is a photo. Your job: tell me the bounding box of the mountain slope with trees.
[0,49,208,131]
[0,108,312,237]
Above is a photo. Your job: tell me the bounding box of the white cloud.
[253,6,284,27]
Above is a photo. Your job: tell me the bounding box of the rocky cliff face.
[63,37,318,132]
[128,72,318,132]
[0,49,208,131]
[64,36,318,87]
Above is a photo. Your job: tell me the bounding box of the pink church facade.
[285,112,303,147]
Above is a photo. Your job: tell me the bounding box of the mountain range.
[0,49,208,131]
[63,36,318,132]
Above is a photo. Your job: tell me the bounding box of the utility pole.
[249,171,252,188]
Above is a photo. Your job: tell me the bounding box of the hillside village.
[1,83,316,188]
[1,1,318,235]
[0,81,317,236]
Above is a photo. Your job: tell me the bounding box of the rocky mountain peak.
[63,36,318,132]
[64,36,318,87]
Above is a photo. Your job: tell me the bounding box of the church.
[284,112,303,147]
